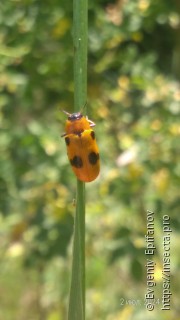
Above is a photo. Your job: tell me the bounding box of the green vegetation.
[0,0,179,319]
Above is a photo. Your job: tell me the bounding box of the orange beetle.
[62,111,100,182]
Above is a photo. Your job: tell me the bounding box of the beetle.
[62,111,100,182]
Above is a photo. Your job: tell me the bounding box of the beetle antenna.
[80,101,87,114]
[61,109,71,116]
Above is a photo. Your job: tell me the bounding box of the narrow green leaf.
[67,0,88,319]
[68,181,85,320]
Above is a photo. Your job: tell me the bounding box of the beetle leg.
[61,132,67,137]
[87,118,96,127]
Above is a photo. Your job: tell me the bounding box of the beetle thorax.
[65,117,91,135]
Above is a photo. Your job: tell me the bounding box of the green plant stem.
[68,182,85,320]
[73,0,88,109]
[67,0,87,319]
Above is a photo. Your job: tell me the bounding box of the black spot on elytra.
[70,156,83,168]
[88,152,99,165]
[65,137,70,146]
[90,131,95,140]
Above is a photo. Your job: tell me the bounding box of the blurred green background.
[0,0,179,319]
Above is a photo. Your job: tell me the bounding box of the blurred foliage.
[0,0,180,319]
